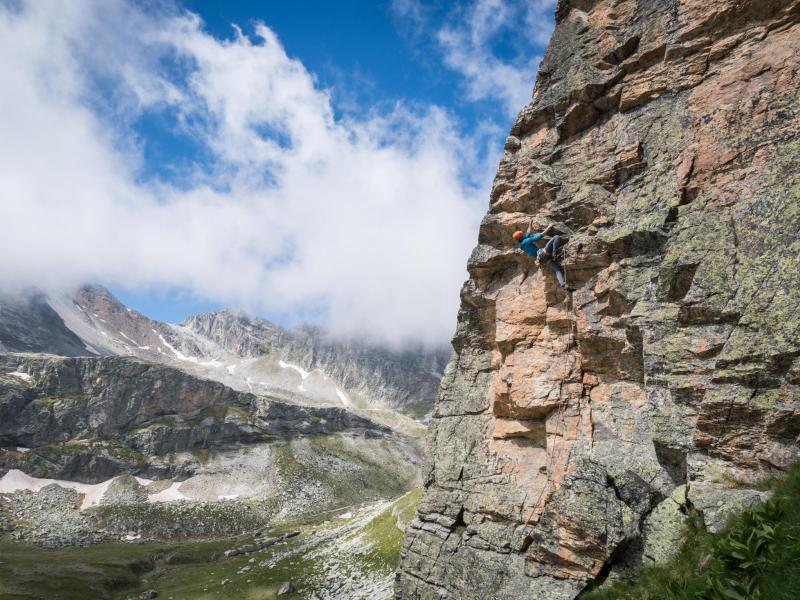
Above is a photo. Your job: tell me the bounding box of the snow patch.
[7,371,31,382]
[200,359,223,368]
[0,469,113,510]
[0,470,198,510]
[218,494,239,500]
[279,360,310,379]
[336,387,352,407]
[158,335,199,364]
[147,481,187,502]
[119,331,137,345]
[227,365,237,375]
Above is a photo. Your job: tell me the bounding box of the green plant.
[584,463,800,600]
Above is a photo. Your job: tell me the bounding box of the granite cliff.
[397,1,800,598]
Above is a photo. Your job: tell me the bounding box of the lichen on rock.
[396,1,800,598]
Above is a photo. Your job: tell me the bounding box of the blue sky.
[0,0,555,344]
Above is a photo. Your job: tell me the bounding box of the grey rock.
[0,354,389,481]
[0,291,89,357]
[277,581,294,595]
[688,483,772,534]
[397,0,800,598]
[182,309,449,415]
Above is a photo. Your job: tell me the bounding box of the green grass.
[120,536,309,600]
[0,489,422,600]
[394,487,422,527]
[583,463,800,600]
[0,539,167,600]
[0,531,311,600]
[31,394,89,406]
[360,490,416,570]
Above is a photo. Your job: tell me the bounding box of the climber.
[513,221,568,289]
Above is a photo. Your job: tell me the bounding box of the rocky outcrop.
[0,354,387,481]
[397,1,800,598]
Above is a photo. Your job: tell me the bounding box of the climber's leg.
[544,235,561,259]
[549,260,567,287]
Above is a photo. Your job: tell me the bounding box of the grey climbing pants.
[542,235,566,287]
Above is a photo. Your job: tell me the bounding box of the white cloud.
[396,0,556,117]
[525,0,561,47]
[0,0,488,348]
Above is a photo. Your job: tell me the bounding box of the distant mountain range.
[0,285,450,417]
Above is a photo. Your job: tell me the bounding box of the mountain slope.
[0,353,422,541]
[183,310,448,414]
[0,353,389,481]
[0,291,88,357]
[0,285,449,416]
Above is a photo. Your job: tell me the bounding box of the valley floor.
[0,490,420,600]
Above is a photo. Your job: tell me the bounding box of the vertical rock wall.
[396,1,800,598]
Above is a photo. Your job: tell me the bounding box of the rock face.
[0,354,387,481]
[0,291,87,357]
[397,1,800,598]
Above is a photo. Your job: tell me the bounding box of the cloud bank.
[0,1,493,347]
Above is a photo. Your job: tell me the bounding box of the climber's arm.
[526,222,555,241]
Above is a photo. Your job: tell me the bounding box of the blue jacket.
[518,232,543,258]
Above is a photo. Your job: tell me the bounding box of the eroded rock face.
[0,354,388,481]
[397,1,800,598]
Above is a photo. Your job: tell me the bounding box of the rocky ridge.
[396,1,800,598]
[0,353,385,481]
[0,285,448,416]
[183,310,449,415]
[0,291,87,356]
